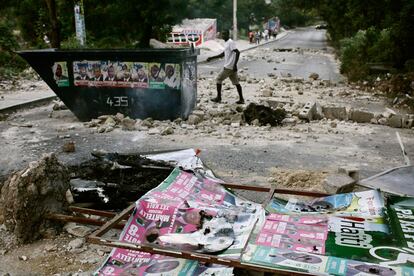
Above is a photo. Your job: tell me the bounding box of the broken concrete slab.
[323,173,356,194]
[298,101,316,121]
[388,114,402,128]
[0,153,70,243]
[338,166,360,181]
[322,106,347,121]
[349,109,375,123]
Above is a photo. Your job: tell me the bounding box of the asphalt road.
[200,27,344,82]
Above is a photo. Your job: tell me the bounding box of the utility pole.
[233,0,237,40]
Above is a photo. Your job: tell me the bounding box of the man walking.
[206,30,244,104]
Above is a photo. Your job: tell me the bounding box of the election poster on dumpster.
[95,167,264,275]
[241,190,414,275]
[73,60,181,89]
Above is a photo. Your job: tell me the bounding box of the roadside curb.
[0,95,57,114]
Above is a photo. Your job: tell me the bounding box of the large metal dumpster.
[18,48,199,121]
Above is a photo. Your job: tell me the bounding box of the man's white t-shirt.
[223,39,237,70]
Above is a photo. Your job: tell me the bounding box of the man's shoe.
[211,97,221,103]
[236,99,245,104]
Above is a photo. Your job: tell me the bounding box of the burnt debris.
[68,151,174,210]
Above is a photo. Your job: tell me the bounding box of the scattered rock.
[52,100,68,111]
[121,117,136,131]
[64,223,92,237]
[282,117,297,126]
[115,112,125,122]
[44,244,57,252]
[261,89,273,97]
[142,118,154,128]
[309,73,319,80]
[187,114,202,125]
[161,126,174,136]
[18,255,28,261]
[62,141,76,153]
[148,128,161,135]
[68,238,85,250]
[104,116,116,127]
[378,118,388,125]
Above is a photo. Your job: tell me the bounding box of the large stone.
[298,101,316,121]
[388,114,402,128]
[323,173,356,194]
[322,106,347,121]
[349,109,374,123]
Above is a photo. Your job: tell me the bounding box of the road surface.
[200,27,344,82]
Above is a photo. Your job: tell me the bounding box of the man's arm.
[206,52,224,62]
[233,49,240,71]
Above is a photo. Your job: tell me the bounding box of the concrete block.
[388,114,402,128]
[323,173,356,194]
[322,106,347,121]
[349,109,374,123]
[402,117,413,129]
[298,101,316,121]
[338,166,360,181]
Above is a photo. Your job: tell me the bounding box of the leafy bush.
[0,21,27,79]
[339,30,369,81]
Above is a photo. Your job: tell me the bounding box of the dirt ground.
[1,46,414,275]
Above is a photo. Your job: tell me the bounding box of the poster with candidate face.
[164,63,181,89]
[149,63,165,89]
[52,62,69,87]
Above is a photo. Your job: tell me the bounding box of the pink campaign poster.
[255,215,328,254]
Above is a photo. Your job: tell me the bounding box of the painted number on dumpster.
[106,96,129,107]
